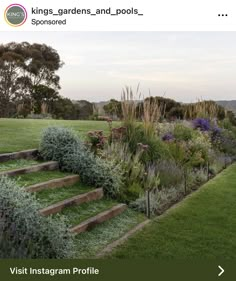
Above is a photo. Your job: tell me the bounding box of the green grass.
[0,159,39,172]
[0,118,119,153]
[111,164,236,259]
[15,170,72,187]
[74,209,146,258]
[58,199,117,227]
[36,182,94,207]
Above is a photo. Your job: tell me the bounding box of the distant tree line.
[1,42,235,123]
[104,97,236,125]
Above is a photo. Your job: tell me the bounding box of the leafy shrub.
[86,130,107,154]
[0,176,74,259]
[155,160,184,188]
[140,136,170,163]
[210,126,222,144]
[102,142,144,202]
[187,133,212,166]
[167,131,211,167]
[217,130,236,156]
[187,168,208,189]
[142,165,160,191]
[157,122,176,136]
[131,187,182,215]
[39,127,121,198]
[62,147,121,198]
[102,143,160,202]
[123,123,170,163]
[219,118,233,130]
[173,123,194,141]
[39,127,79,165]
[166,142,186,164]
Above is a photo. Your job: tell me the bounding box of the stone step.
[0,161,58,177]
[70,204,127,234]
[25,175,80,193]
[39,188,104,216]
[0,149,38,163]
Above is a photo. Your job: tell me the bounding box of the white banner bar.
[1,0,236,31]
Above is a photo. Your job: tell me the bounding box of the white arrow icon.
[218,265,224,277]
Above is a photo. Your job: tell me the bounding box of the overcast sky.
[2,32,236,102]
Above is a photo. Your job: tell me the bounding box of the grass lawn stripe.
[111,164,236,259]
[0,119,119,153]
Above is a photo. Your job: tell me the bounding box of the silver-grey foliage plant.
[39,127,121,198]
[0,176,74,259]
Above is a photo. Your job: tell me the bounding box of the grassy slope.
[36,182,93,207]
[0,119,119,153]
[111,164,236,259]
[58,199,117,227]
[15,170,73,186]
[0,159,39,172]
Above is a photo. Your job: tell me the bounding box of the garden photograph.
[0,32,236,259]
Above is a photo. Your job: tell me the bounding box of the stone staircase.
[0,149,147,257]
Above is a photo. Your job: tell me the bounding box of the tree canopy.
[0,42,63,117]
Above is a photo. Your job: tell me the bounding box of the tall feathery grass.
[121,85,140,124]
[121,85,164,138]
[184,99,225,120]
[143,95,163,137]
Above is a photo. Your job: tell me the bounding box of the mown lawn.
[111,164,236,259]
[0,118,119,153]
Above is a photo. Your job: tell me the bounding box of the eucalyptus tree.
[0,42,63,117]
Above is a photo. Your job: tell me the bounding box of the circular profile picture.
[4,4,27,27]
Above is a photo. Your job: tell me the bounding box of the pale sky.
[1,32,236,102]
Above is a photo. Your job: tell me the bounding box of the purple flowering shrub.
[193,118,211,131]
[162,133,174,141]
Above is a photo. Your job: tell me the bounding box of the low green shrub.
[187,168,208,189]
[39,127,121,198]
[155,160,184,188]
[167,132,211,167]
[130,187,183,215]
[0,176,74,259]
[166,142,186,164]
[122,123,170,163]
[173,123,194,141]
[140,136,171,163]
[102,143,160,202]
[102,142,144,202]
[218,130,236,156]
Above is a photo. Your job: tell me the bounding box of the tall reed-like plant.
[121,85,140,125]
[184,99,224,120]
[143,95,163,137]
